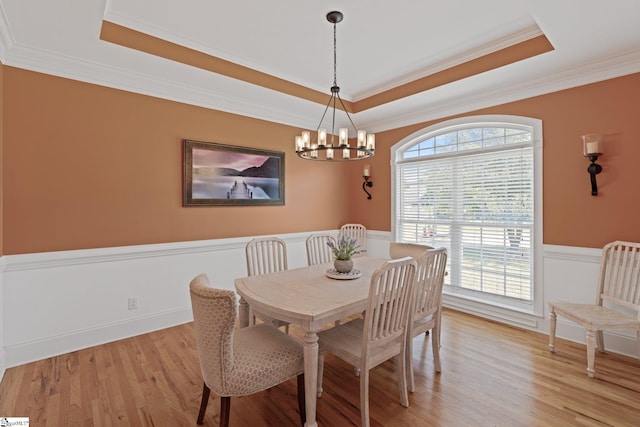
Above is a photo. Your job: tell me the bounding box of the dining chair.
[316,257,417,427]
[189,274,306,427]
[245,237,290,332]
[549,240,640,378]
[389,242,435,337]
[405,247,448,392]
[339,224,367,256]
[305,233,337,266]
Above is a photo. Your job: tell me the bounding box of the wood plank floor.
[1,309,639,426]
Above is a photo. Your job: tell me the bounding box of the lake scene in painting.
[191,148,280,200]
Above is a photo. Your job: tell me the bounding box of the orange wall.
[1,67,352,254]
[348,72,640,249]
[3,67,640,254]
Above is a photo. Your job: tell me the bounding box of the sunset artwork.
[183,140,284,206]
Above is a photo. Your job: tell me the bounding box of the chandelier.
[295,11,375,161]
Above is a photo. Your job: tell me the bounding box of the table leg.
[238,297,250,328]
[303,332,319,427]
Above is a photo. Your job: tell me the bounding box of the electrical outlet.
[128,297,138,310]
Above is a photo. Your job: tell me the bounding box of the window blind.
[395,126,534,302]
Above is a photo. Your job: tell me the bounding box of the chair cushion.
[223,323,304,395]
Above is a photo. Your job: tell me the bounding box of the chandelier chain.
[333,21,337,87]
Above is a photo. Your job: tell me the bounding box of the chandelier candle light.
[295,11,375,161]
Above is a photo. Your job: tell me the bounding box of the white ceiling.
[1,0,640,132]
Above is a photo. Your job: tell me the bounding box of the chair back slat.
[305,234,337,266]
[598,241,640,311]
[364,257,416,348]
[414,248,448,320]
[246,237,288,276]
[339,224,367,256]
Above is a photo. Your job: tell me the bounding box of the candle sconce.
[362,164,373,199]
[582,134,604,196]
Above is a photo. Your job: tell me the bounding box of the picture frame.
[183,139,285,206]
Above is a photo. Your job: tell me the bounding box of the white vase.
[334,259,353,273]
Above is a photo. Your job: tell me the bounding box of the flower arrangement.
[327,236,360,260]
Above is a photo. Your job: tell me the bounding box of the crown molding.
[101,9,327,95]
[352,24,545,100]
[0,3,15,63]
[360,47,640,133]
[2,33,640,135]
[2,41,321,130]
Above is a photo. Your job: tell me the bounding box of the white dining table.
[234,256,387,427]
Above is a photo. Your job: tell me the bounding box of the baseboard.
[443,293,541,329]
[4,307,192,369]
[0,348,6,384]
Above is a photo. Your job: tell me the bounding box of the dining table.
[234,256,387,427]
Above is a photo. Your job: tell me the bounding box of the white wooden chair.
[316,257,417,427]
[405,247,448,392]
[189,274,305,427]
[245,237,290,333]
[549,240,640,378]
[305,233,337,266]
[339,224,367,256]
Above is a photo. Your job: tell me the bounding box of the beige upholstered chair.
[189,274,305,426]
[316,257,417,427]
[305,233,337,266]
[405,247,448,392]
[339,224,367,256]
[389,242,433,260]
[245,237,289,332]
[549,241,640,378]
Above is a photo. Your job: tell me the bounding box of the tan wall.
[3,67,640,254]
[347,72,640,249]
[2,67,352,254]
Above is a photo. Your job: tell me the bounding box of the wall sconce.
[582,134,604,196]
[362,164,373,199]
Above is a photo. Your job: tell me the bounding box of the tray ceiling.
[1,0,639,132]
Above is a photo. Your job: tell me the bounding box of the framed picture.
[183,139,285,206]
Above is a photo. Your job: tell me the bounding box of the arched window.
[392,116,543,315]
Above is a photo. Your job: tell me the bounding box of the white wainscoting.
[0,231,338,372]
[0,257,5,383]
[0,235,637,384]
[541,244,639,358]
[444,244,639,359]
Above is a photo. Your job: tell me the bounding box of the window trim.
[391,115,544,317]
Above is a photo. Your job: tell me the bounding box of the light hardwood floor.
[1,309,639,426]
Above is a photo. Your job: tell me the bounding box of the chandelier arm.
[331,92,338,142]
[336,92,359,134]
[315,93,336,135]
